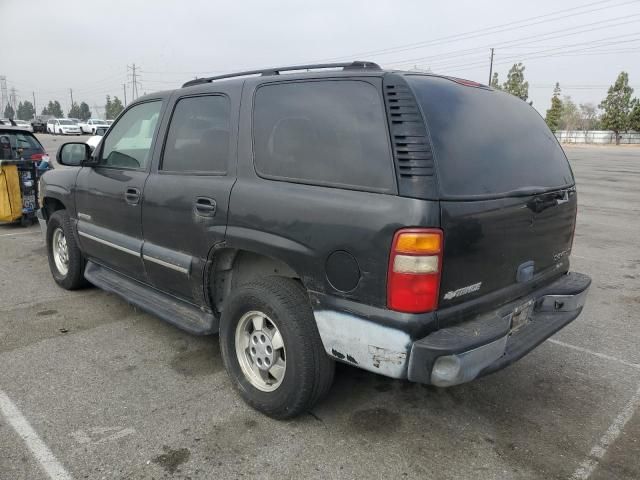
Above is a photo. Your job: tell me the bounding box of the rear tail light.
[30,153,45,160]
[387,228,443,313]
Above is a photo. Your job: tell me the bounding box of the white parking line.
[570,383,640,480]
[0,389,73,480]
[548,339,640,370]
[0,231,39,237]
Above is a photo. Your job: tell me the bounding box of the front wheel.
[46,210,87,290]
[219,277,334,419]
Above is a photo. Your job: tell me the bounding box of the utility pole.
[0,77,7,113]
[127,63,140,101]
[32,92,37,115]
[69,88,74,108]
[488,48,495,85]
[9,87,17,112]
[123,83,127,106]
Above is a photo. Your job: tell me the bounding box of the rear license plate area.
[510,299,534,333]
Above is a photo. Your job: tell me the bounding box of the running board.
[84,261,218,335]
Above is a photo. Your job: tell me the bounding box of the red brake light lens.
[387,228,443,313]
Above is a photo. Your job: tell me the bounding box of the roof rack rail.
[182,61,381,88]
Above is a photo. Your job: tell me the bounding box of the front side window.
[100,101,162,169]
[161,95,230,173]
[253,80,394,191]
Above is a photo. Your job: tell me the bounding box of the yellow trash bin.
[0,164,22,223]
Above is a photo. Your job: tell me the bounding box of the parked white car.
[50,119,81,135]
[85,126,109,150]
[14,120,34,132]
[79,119,109,134]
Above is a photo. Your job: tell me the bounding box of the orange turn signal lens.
[395,232,442,254]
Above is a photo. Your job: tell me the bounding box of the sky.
[1,0,639,118]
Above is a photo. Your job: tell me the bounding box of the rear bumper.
[313,272,590,385]
[408,272,591,385]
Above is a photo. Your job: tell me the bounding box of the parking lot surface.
[1,140,639,480]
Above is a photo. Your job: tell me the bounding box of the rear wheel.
[46,210,87,290]
[219,277,334,419]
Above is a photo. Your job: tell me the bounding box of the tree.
[43,100,63,118]
[599,71,634,144]
[79,102,91,121]
[559,96,580,131]
[490,72,501,90]
[578,103,600,131]
[628,99,640,132]
[545,83,563,132]
[105,95,124,119]
[4,103,15,119]
[68,102,81,119]
[110,96,124,118]
[502,63,529,102]
[16,101,35,121]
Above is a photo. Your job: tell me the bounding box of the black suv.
[39,61,590,418]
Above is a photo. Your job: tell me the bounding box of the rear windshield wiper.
[501,186,561,197]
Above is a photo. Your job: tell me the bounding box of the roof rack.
[182,61,381,88]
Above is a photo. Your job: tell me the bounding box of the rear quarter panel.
[231,77,439,307]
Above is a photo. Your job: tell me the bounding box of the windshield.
[406,75,574,198]
[59,120,74,125]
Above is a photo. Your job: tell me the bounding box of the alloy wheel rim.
[235,310,286,392]
[52,228,69,276]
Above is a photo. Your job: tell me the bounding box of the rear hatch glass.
[405,75,576,310]
[0,130,44,160]
[405,75,573,198]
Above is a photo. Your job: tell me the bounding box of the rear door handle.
[194,197,216,217]
[125,187,141,205]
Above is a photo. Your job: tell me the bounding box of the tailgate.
[439,188,576,307]
[403,75,577,309]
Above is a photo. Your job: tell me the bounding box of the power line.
[314,0,633,62]
[385,14,640,68]
[428,33,640,73]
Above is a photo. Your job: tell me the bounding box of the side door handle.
[194,197,216,217]
[125,187,141,205]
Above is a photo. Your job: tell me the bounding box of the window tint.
[100,101,162,169]
[406,75,574,197]
[253,80,394,191]
[0,132,43,160]
[162,95,230,173]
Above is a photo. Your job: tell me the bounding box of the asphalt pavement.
[0,140,639,479]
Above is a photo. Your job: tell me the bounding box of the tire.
[46,210,87,290]
[219,277,334,419]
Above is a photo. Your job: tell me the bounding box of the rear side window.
[162,95,230,173]
[253,80,394,191]
[406,75,574,197]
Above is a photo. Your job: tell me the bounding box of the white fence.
[555,130,640,144]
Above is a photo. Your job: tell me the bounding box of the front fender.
[40,168,81,218]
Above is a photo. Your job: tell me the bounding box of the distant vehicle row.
[44,118,112,135]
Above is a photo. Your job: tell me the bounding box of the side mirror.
[57,142,92,167]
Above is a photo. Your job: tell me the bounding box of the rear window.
[0,131,43,160]
[162,95,230,173]
[253,80,394,192]
[406,75,574,197]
